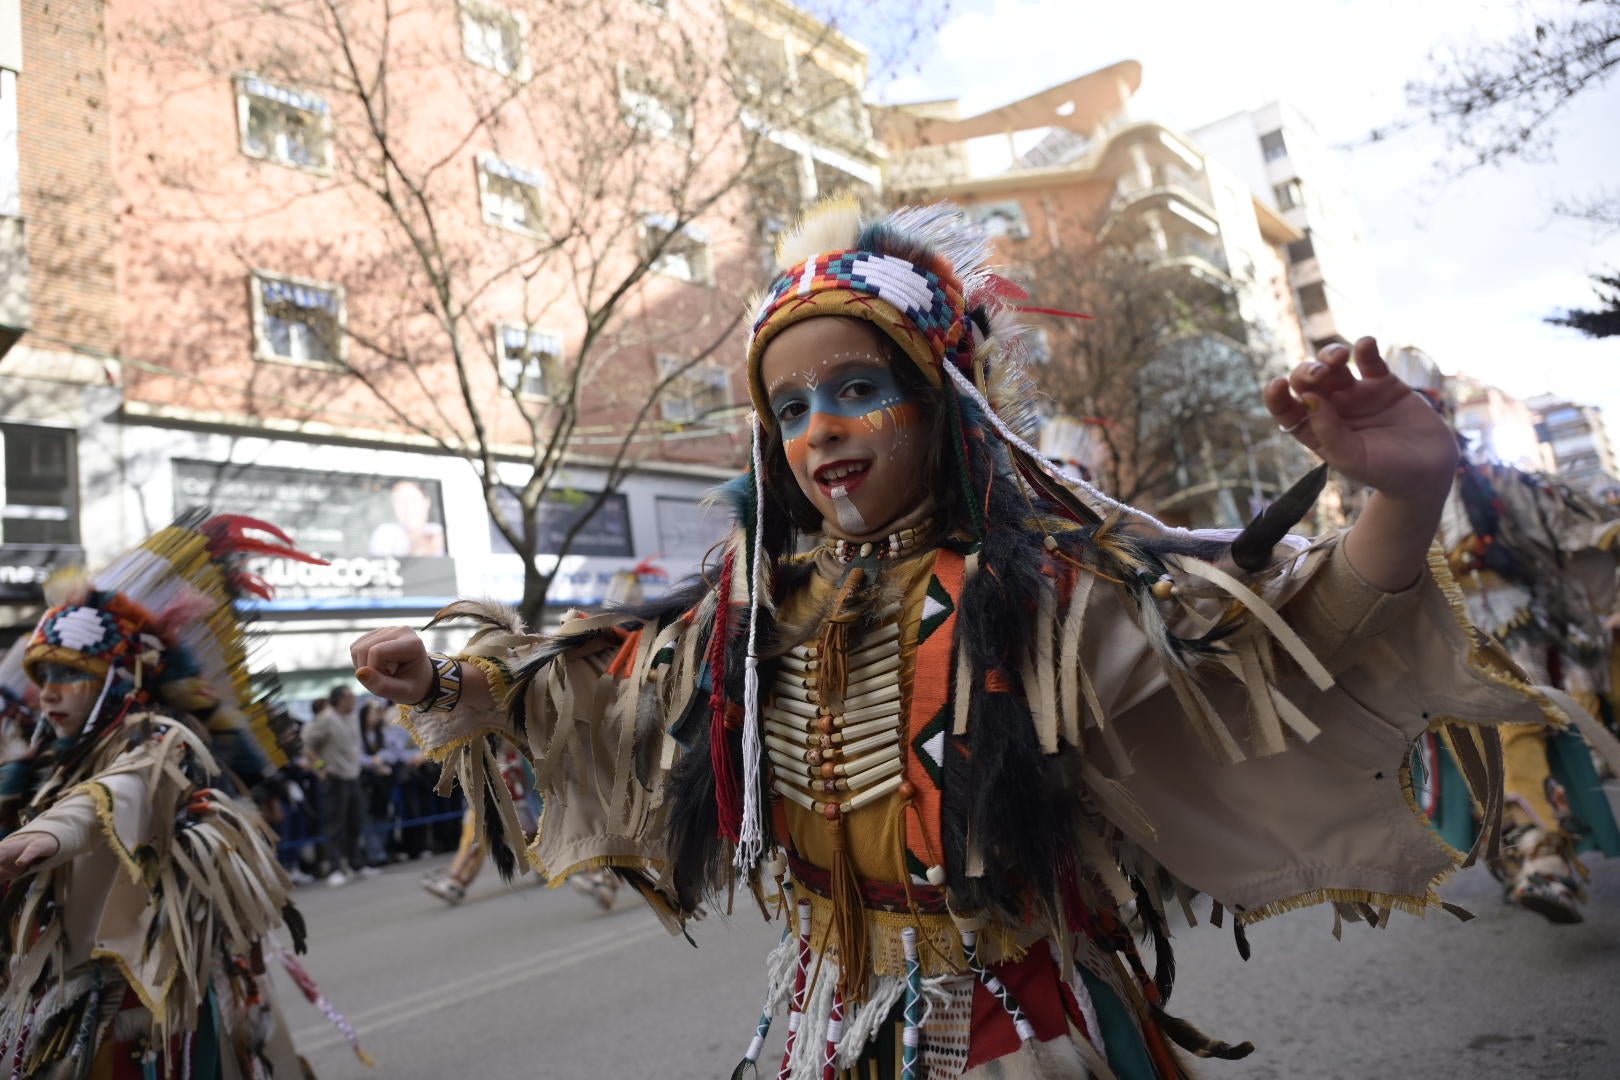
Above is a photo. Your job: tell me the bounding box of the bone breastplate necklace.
[764,603,905,820]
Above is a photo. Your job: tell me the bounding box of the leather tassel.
[827,811,868,1003]
[817,566,866,712]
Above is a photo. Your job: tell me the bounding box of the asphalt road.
[273,855,1620,1079]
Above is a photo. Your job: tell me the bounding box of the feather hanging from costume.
[1230,464,1329,573]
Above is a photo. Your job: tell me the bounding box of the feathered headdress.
[24,512,325,776]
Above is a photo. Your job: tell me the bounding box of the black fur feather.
[1152,1005,1255,1060]
[1131,874,1177,1003]
[663,710,725,913]
[282,902,308,954]
[1230,464,1329,573]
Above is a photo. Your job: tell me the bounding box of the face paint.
[831,492,869,533]
[759,318,934,538]
[32,661,103,739]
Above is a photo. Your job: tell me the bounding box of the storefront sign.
[0,544,84,602]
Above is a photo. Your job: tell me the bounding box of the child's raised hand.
[350,627,434,705]
[1264,337,1457,502]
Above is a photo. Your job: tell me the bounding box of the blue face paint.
[769,363,910,441]
[34,663,98,687]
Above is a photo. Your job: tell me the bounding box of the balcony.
[0,215,27,359]
[1303,308,1340,344]
[1288,254,1323,288]
[1111,163,1215,215]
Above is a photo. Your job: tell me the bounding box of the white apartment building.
[876,65,1311,380]
[1191,101,1383,354]
[1526,394,1620,496]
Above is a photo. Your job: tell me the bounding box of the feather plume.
[422,598,528,647]
[773,195,863,270]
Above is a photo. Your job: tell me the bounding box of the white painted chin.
[829,485,869,533]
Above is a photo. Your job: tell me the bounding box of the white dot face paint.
[759,318,932,539]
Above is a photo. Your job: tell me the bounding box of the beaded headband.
[744,250,973,428]
[25,598,159,683]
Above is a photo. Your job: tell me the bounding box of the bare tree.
[1382,0,1620,228]
[1022,232,1308,525]
[115,0,942,623]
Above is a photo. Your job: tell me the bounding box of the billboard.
[172,460,459,610]
[488,486,634,558]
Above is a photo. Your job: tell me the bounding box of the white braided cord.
[736,413,769,870]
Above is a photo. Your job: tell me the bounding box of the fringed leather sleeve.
[403,602,713,932]
[1065,528,1577,935]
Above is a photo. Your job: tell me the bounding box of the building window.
[1273,179,1304,211]
[798,60,871,147]
[1,70,20,218]
[460,0,528,79]
[972,200,1031,241]
[236,75,332,173]
[497,324,562,399]
[477,153,546,237]
[1260,129,1288,162]
[0,424,77,545]
[643,215,713,285]
[252,273,345,366]
[1286,231,1315,263]
[658,354,731,423]
[620,67,690,141]
[1297,281,1330,316]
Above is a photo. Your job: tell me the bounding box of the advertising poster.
[472,487,673,610]
[488,486,634,558]
[173,460,459,610]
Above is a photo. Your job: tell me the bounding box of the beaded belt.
[787,850,948,915]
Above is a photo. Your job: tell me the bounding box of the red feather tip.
[201,515,327,566]
[980,273,1031,303]
[1014,304,1094,320]
[228,569,276,601]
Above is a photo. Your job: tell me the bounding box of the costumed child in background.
[1424,436,1620,923]
[0,641,36,776]
[0,514,372,1077]
[351,202,1579,1079]
[421,743,545,906]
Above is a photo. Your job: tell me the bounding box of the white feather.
[773,197,863,270]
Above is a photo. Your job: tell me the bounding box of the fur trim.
[773,195,863,270]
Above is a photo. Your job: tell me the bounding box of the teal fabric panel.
[1079,967,1160,1080]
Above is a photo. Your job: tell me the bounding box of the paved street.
[275,855,1620,1079]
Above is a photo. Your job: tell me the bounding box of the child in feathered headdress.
[353,201,1577,1078]
[0,515,371,1076]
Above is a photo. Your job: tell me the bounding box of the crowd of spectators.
[265,685,467,886]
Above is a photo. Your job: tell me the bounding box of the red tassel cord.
[710,548,742,841]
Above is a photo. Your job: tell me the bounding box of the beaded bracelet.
[419,654,463,713]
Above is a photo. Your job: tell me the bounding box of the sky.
[858,0,1620,419]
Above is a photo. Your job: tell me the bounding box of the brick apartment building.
[0,0,882,694]
[877,63,1318,527]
